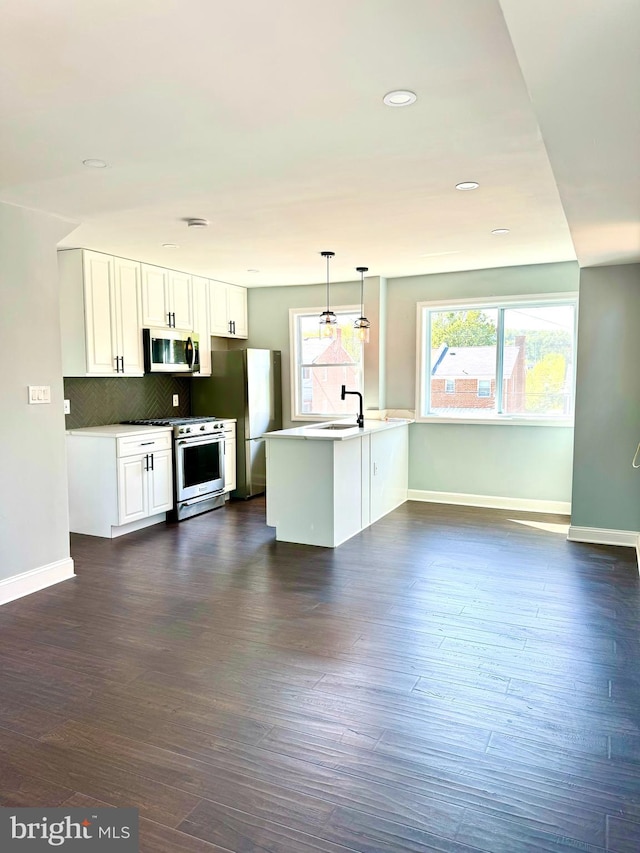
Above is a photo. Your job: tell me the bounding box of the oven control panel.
[176,421,226,436]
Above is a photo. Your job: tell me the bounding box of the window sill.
[292,415,344,423]
[415,415,574,427]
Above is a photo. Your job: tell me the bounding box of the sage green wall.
[571,264,640,530]
[246,280,360,427]
[386,262,579,501]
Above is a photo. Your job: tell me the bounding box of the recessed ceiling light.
[82,158,108,168]
[491,228,510,235]
[383,90,417,107]
[455,181,479,191]
[162,243,179,248]
[186,218,208,228]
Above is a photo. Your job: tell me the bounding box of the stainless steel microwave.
[143,328,200,373]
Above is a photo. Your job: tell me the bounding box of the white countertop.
[66,424,173,438]
[263,418,412,441]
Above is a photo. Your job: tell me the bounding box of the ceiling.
[0,0,637,287]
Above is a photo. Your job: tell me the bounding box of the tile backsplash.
[63,375,191,429]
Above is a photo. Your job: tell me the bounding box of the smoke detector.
[186,218,208,228]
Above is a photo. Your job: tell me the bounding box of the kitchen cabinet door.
[209,281,230,336]
[191,276,211,377]
[228,284,248,338]
[83,251,118,374]
[117,455,148,524]
[208,281,248,338]
[141,264,170,327]
[370,426,409,524]
[147,449,174,514]
[113,257,144,375]
[167,270,193,331]
[224,438,237,493]
[59,249,144,377]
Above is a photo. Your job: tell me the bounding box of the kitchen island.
[263,419,410,547]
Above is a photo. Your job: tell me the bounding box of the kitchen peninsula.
[264,419,410,547]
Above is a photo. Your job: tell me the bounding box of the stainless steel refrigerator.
[191,349,282,498]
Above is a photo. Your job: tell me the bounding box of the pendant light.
[354,266,371,343]
[319,251,337,337]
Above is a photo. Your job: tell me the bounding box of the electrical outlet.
[172,394,179,407]
[64,399,71,414]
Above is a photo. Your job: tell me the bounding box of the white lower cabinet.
[265,423,409,547]
[117,448,173,525]
[369,427,410,524]
[224,439,237,493]
[223,421,237,494]
[67,426,173,538]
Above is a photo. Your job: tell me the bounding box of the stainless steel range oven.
[123,417,228,520]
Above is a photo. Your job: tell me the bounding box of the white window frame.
[415,292,578,426]
[290,305,362,421]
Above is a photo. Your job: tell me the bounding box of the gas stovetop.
[122,417,227,436]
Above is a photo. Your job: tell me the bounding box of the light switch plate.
[28,385,51,404]
[172,394,179,407]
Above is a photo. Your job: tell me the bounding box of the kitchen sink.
[317,423,358,430]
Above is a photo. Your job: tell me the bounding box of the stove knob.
[185,427,191,433]
[200,425,206,431]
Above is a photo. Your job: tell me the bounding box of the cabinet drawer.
[117,432,172,458]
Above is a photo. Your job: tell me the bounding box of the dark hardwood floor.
[1,499,639,852]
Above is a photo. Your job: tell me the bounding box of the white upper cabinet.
[82,251,117,374]
[141,264,168,327]
[209,281,248,338]
[59,249,144,377]
[209,280,230,336]
[141,264,193,331]
[113,257,145,376]
[167,270,193,331]
[191,275,211,377]
[227,284,248,337]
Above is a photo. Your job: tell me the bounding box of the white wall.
[0,203,76,592]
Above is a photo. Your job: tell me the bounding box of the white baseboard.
[567,526,639,548]
[111,513,167,538]
[0,557,75,606]
[408,489,570,515]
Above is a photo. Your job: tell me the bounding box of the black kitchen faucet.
[341,385,364,428]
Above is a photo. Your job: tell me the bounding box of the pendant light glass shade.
[319,251,337,337]
[354,266,371,343]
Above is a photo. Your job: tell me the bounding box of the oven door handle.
[177,435,225,448]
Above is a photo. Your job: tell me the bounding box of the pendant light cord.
[326,254,331,312]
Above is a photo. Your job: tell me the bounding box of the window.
[477,379,491,398]
[290,307,363,419]
[416,294,577,423]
